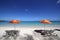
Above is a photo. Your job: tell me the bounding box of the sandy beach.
[0,26,60,35]
[0,26,60,40]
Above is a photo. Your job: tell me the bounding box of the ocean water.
[0,21,60,27]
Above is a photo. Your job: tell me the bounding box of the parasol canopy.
[40,20,51,24]
[9,20,20,24]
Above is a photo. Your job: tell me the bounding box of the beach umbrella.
[40,20,51,30]
[9,20,20,30]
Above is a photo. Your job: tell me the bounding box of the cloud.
[57,0,60,4]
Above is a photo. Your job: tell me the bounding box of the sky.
[0,0,60,21]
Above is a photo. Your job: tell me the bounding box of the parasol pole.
[14,24,16,30]
[44,24,45,30]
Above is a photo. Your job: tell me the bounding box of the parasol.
[40,19,51,30]
[9,20,20,30]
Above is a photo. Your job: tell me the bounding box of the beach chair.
[34,29,60,40]
[0,30,19,40]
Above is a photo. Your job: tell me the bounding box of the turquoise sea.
[0,21,60,27]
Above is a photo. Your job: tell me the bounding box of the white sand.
[0,26,60,35]
[0,26,60,40]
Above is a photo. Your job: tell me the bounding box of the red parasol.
[9,20,19,24]
[40,20,51,30]
[40,20,51,24]
[9,20,20,30]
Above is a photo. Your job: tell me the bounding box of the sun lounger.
[34,29,60,40]
[55,29,60,31]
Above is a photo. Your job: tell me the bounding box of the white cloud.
[57,0,60,4]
